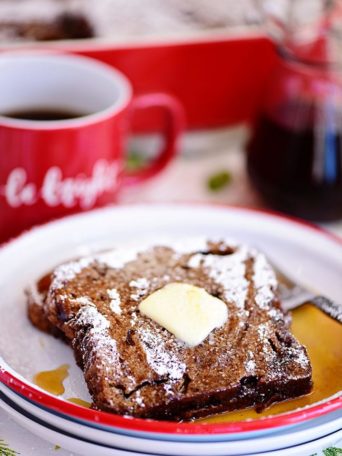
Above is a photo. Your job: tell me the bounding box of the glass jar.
[247,0,342,221]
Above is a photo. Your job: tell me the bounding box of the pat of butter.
[138,283,228,347]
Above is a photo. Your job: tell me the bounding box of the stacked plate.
[0,204,341,455]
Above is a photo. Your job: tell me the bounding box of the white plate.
[1,383,342,456]
[0,204,341,448]
[1,390,342,456]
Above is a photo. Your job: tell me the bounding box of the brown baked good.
[27,239,312,420]
[26,273,54,333]
[0,13,94,41]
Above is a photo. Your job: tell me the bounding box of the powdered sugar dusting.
[107,288,121,314]
[285,346,311,369]
[187,242,277,313]
[130,311,138,325]
[72,305,123,376]
[76,305,110,331]
[245,350,256,374]
[188,245,249,311]
[48,237,241,294]
[51,257,92,290]
[97,248,138,269]
[130,278,150,301]
[86,334,120,372]
[256,321,310,373]
[257,323,277,365]
[253,253,277,309]
[268,307,282,320]
[139,326,185,380]
[75,296,94,306]
[49,245,141,292]
[258,323,269,340]
[263,343,276,364]
[134,390,145,407]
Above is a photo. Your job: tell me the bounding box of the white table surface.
[122,126,342,237]
[1,126,341,455]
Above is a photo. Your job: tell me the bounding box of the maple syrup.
[33,364,69,396]
[33,365,92,407]
[247,112,342,221]
[201,304,342,424]
[31,306,342,418]
[67,397,91,408]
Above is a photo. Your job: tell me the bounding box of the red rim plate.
[0,203,341,436]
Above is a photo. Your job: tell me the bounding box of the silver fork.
[271,263,342,324]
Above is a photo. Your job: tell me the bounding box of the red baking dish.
[0,29,278,131]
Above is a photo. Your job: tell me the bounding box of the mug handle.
[122,93,185,186]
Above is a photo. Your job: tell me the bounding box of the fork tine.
[310,296,342,324]
[269,259,342,324]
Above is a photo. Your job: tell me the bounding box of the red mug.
[0,52,184,243]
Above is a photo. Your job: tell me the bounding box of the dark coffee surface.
[3,108,86,121]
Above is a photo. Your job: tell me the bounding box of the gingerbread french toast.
[27,239,312,420]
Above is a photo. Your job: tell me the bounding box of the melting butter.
[139,282,228,346]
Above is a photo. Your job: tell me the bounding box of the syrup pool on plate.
[201,304,342,424]
[33,364,69,396]
[32,304,342,421]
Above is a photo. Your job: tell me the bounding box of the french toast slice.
[27,239,312,420]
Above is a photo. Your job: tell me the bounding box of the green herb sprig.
[207,170,232,192]
[323,448,342,456]
[0,440,19,456]
[126,151,146,171]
